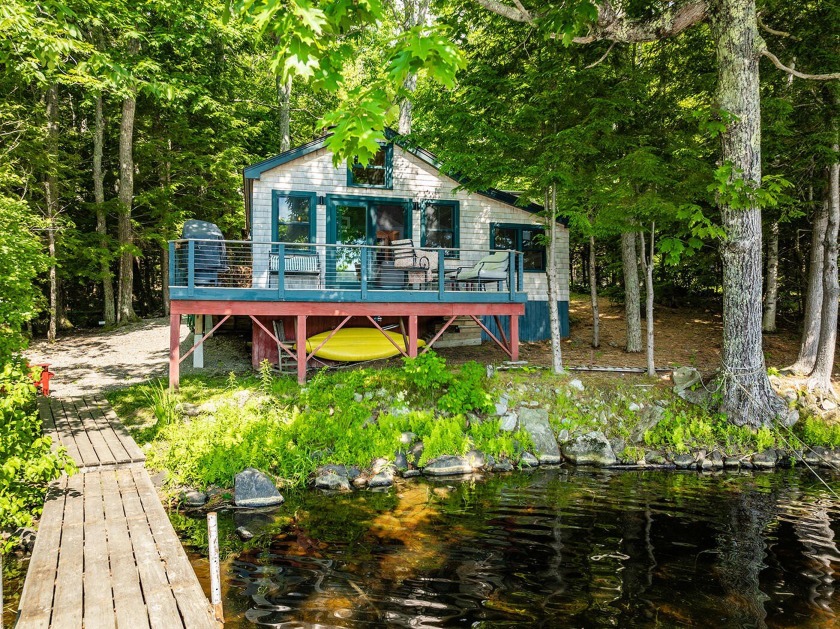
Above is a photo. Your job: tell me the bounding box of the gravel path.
[26,317,252,397]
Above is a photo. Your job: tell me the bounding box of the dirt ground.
[25,295,835,397]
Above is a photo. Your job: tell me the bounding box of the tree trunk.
[546,185,563,374]
[45,84,60,342]
[639,226,656,377]
[789,201,828,373]
[712,0,790,427]
[762,220,779,333]
[117,44,139,324]
[399,73,417,135]
[621,231,642,352]
[277,75,292,152]
[94,92,116,325]
[396,0,430,135]
[808,148,840,394]
[589,234,599,348]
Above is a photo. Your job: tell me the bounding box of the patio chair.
[391,239,437,287]
[447,251,510,291]
[268,252,321,287]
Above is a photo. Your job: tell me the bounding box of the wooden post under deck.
[296,314,307,384]
[408,315,418,358]
[169,313,180,390]
[510,313,519,361]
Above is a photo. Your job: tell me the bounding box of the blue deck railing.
[168,239,527,303]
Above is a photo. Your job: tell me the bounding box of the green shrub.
[402,351,451,404]
[0,359,75,550]
[438,362,494,416]
[798,415,840,448]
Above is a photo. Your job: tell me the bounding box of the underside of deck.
[168,300,524,386]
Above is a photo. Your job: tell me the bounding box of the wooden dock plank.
[37,397,60,452]
[50,472,84,629]
[93,395,146,463]
[82,472,117,629]
[80,396,134,464]
[15,477,67,629]
[132,469,217,628]
[72,398,118,467]
[59,398,99,469]
[47,397,82,466]
[116,469,185,629]
[100,470,152,629]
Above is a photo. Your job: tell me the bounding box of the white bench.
[268,253,321,287]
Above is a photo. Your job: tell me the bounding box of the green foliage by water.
[0,359,75,550]
[133,353,522,489]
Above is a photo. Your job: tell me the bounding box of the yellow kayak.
[303,327,426,361]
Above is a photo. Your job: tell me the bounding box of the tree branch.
[757,15,799,40]
[473,0,532,23]
[572,0,708,44]
[585,41,617,69]
[761,49,840,81]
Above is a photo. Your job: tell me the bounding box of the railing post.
[518,251,524,292]
[207,512,224,624]
[438,248,445,300]
[187,240,195,297]
[277,243,285,300]
[508,250,515,301]
[360,247,368,300]
[168,241,176,287]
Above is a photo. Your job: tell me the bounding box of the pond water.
[190,469,838,627]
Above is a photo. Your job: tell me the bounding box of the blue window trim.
[346,143,393,189]
[420,199,460,258]
[325,194,413,245]
[271,190,317,244]
[490,222,546,272]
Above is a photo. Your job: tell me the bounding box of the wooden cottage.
[167,132,570,386]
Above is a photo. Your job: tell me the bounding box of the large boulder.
[671,367,702,393]
[234,468,284,508]
[423,455,473,476]
[314,471,351,492]
[561,431,617,466]
[630,405,665,443]
[518,407,562,464]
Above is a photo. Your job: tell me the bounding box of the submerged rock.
[492,460,515,472]
[234,468,284,508]
[423,455,473,476]
[182,489,208,507]
[518,407,562,465]
[561,431,616,466]
[315,471,351,492]
[752,449,778,469]
[672,453,695,469]
[520,452,540,467]
[401,469,421,478]
[368,467,395,488]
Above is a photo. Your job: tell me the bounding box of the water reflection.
[197,469,840,628]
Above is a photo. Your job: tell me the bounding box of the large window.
[347,144,393,188]
[421,200,459,257]
[272,191,316,243]
[491,223,546,271]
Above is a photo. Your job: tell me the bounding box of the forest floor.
[26,294,834,397]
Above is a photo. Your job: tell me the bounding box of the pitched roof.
[243,130,565,224]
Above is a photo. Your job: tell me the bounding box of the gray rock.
[353,393,364,403]
[315,471,351,492]
[630,405,665,443]
[562,431,617,466]
[518,407,562,465]
[495,396,509,416]
[628,402,642,412]
[672,453,695,469]
[352,476,368,488]
[401,469,421,478]
[520,452,540,467]
[466,449,486,470]
[645,450,667,465]
[821,398,838,411]
[318,464,349,478]
[752,449,778,469]
[182,489,208,507]
[368,468,395,488]
[150,469,169,488]
[676,387,712,407]
[492,460,515,472]
[235,526,254,541]
[15,527,36,553]
[370,458,391,475]
[499,411,518,432]
[568,379,585,392]
[409,442,424,465]
[703,451,724,469]
[234,468,284,508]
[723,456,742,468]
[394,451,409,470]
[176,402,201,417]
[400,431,416,445]
[423,455,473,476]
[671,367,701,393]
[804,446,827,466]
[557,429,570,443]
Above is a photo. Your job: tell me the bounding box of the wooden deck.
[16,398,217,629]
[38,397,146,473]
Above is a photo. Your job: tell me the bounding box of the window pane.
[278,196,310,223]
[351,146,388,186]
[521,228,544,250]
[493,227,517,251]
[524,250,546,270]
[425,230,453,248]
[424,204,453,231]
[277,223,309,243]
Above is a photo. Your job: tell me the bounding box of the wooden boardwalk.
[16,398,217,629]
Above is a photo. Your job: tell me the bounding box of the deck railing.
[168,239,527,303]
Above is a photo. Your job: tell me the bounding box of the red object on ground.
[31,363,54,396]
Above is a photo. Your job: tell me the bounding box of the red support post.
[408,315,418,358]
[169,313,180,390]
[296,315,307,385]
[510,314,519,361]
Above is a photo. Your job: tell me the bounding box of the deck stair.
[430,316,483,348]
[15,397,217,629]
